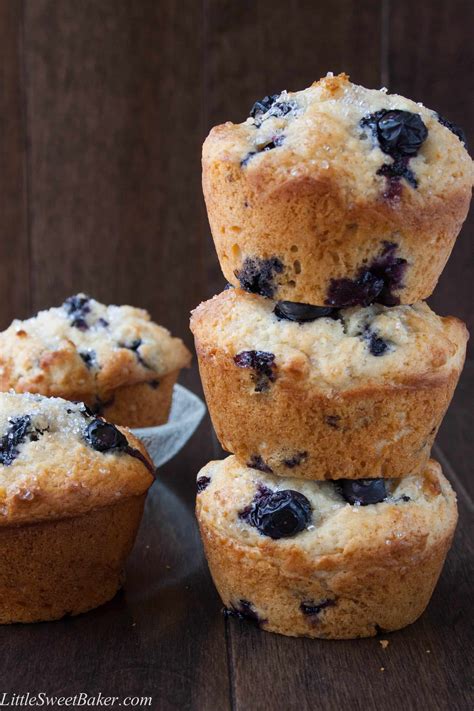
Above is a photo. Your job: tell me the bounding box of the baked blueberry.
[364,330,390,357]
[84,418,155,475]
[63,294,90,316]
[197,475,211,493]
[224,599,262,626]
[84,419,128,452]
[377,156,417,189]
[249,94,280,120]
[361,109,428,158]
[119,338,150,369]
[235,256,284,299]
[300,599,335,616]
[338,479,388,505]
[241,135,285,166]
[0,415,33,466]
[241,489,312,539]
[63,294,91,331]
[326,241,407,307]
[437,114,467,147]
[274,301,337,322]
[241,151,257,167]
[249,93,297,127]
[234,350,276,392]
[79,350,97,369]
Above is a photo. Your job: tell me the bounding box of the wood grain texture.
[0,0,30,328]
[22,0,211,358]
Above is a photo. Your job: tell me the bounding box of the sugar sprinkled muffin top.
[203,73,472,202]
[0,391,153,525]
[0,294,191,402]
[196,455,457,555]
[191,288,467,391]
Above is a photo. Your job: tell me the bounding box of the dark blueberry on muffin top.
[326,241,407,308]
[0,416,34,466]
[197,475,211,493]
[249,94,280,120]
[247,454,273,474]
[361,110,428,158]
[338,479,388,506]
[235,256,284,299]
[241,488,312,539]
[364,330,390,357]
[84,419,128,452]
[84,418,155,475]
[249,93,298,127]
[63,294,91,331]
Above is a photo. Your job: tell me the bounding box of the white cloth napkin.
[131,384,206,467]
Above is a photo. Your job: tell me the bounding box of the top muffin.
[0,294,191,416]
[203,73,473,306]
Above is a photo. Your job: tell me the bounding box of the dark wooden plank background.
[0,1,472,709]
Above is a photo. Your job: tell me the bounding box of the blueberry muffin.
[0,391,154,623]
[191,288,467,480]
[203,73,472,306]
[196,456,457,639]
[0,294,192,428]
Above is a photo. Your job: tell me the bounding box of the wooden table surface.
[0,362,472,711]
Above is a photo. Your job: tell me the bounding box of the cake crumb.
[380,639,389,649]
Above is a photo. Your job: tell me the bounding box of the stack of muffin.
[191,73,472,638]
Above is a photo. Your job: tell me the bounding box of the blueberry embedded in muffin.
[359,109,428,196]
[249,91,300,128]
[336,478,388,505]
[0,415,41,466]
[83,418,155,475]
[234,256,284,298]
[274,302,338,323]
[239,487,312,539]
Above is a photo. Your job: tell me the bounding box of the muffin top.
[196,456,457,561]
[0,294,191,402]
[203,73,472,204]
[190,288,467,392]
[0,391,154,526]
